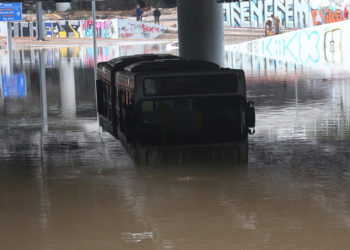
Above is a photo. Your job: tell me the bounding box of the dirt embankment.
[22,7,179,35]
[23,7,178,23]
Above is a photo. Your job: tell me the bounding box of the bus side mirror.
[246,101,255,134]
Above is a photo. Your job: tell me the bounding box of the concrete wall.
[226,20,350,67]
[0,22,7,37]
[223,0,348,28]
[118,19,167,39]
[9,19,167,39]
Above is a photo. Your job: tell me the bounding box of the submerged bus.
[97,54,255,165]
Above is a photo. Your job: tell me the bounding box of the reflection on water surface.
[1,43,350,250]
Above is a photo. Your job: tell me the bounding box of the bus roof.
[124,58,220,73]
[104,54,179,71]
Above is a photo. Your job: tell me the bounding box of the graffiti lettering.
[11,22,37,37]
[223,0,309,29]
[10,18,166,39]
[119,19,166,39]
[141,23,160,33]
[298,30,320,63]
[120,32,133,39]
[45,21,81,38]
[311,9,343,25]
[82,20,93,37]
[324,28,342,64]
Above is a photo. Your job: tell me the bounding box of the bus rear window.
[137,96,246,146]
[144,74,238,96]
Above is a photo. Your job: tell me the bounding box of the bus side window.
[122,90,130,108]
[116,88,119,104]
[118,89,124,107]
[106,84,111,98]
[113,86,119,128]
[123,91,134,107]
[128,92,132,106]
[117,88,125,132]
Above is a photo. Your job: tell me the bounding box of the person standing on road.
[264,15,273,36]
[136,4,143,22]
[344,7,349,20]
[273,15,280,34]
[153,8,161,25]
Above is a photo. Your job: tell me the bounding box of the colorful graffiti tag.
[224,0,349,28]
[309,0,349,25]
[223,0,310,29]
[81,19,118,38]
[309,0,348,26]
[9,19,166,39]
[311,8,343,25]
[45,20,80,38]
[118,19,167,39]
[324,28,342,64]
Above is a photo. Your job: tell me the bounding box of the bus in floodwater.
[97,54,255,165]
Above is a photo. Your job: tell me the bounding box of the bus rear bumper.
[131,142,248,167]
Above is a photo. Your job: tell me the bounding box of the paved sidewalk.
[8,37,172,48]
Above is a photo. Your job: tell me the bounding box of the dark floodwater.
[1,43,350,250]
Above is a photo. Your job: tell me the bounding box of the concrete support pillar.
[56,3,72,12]
[59,61,76,118]
[0,71,3,109]
[7,22,13,73]
[36,1,45,41]
[0,96,3,113]
[178,0,224,66]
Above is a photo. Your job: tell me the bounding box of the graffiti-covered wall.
[223,0,310,29]
[118,19,167,39]
[223,0,349,28]
[226,20,350,67]
[9,19,166,39]
[43,19,119,39]
[310,0,348,26]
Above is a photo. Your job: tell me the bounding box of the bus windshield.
[137,96,246,146]
[144,74,238,96]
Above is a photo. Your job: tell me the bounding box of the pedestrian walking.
[136,4,143,22]
[153,8,161,25]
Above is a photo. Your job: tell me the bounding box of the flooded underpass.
[1,42,350,250]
